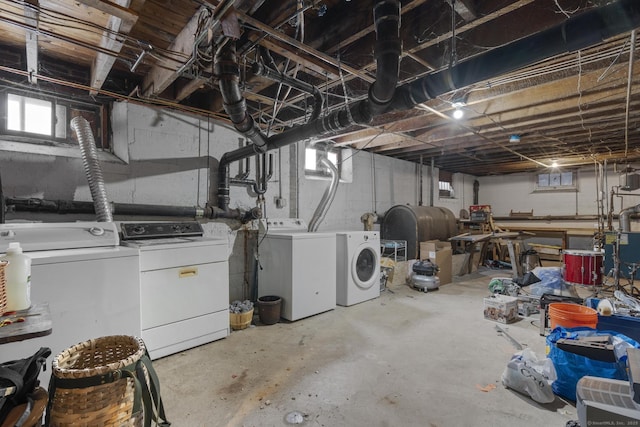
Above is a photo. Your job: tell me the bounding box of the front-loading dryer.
[336,231,380,306]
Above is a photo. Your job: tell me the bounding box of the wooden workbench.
[450,231,534,277]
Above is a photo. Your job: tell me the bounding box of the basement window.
[439,170,455,198]
[7,94,55,136]
[304,143,353,182]
[0,90,105,149]
[534,171,577,192]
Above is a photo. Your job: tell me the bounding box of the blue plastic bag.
[545,327,640,401]
[528,267,578,296]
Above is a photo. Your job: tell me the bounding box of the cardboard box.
[483,295,519,324]
[419,240,452,285]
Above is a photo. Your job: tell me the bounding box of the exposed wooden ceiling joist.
[141,5,207,98]
[84,0,140,94]
[1,0,639,176]
[23,0,38,84]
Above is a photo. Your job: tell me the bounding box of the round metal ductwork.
[381,205,457,259]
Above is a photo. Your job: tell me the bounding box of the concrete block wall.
[0,100,471,301]
[476,168,629,217]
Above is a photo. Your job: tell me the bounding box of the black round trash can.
[257,295,282,325]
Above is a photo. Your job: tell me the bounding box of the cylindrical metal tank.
[381,205,457,260]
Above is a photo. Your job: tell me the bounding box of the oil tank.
[381,205,458,260]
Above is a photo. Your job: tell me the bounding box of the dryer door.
[351,245,380,290]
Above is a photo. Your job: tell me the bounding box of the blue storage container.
[586,298,640,343]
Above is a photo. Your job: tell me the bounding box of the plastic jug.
[1,242,31,311]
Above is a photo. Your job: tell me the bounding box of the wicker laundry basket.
[0,260,8,314]
[47,335,147,427]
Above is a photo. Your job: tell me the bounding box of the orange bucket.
[548,302,598,329]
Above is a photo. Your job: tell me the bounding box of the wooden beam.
[252,35,339,79]
[175,76,209,102]
[74,0,138,23]
[325,0,430,54]
[24,1,38,84]
[408,0,536,55]
[446,0,477,22]
[237,12,375,83]
[90,0,140,95]
[142,5,208,97]
[173,6,243,102]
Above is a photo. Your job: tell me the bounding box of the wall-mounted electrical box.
[620,168,640,191]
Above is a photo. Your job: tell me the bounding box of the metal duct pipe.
[215,42,269,211]
[430,157,435,207]
[216,0,401,210]
[70,116,112,222]
[390,0,640,110]
[264,0,401,149]
[5,197,261,223]
[205,205,262,222]
[252,62,324,121]
[418,155,423,206]
[5,198,198,217]
[308,156,339,232]
[368,0,401,116]
[230,153,273,194]
[619,204,640,232]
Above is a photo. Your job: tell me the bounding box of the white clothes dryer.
[336,231,380,306]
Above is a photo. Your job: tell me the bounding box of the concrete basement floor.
[153,270,577,427]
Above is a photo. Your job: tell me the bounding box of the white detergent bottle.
[1,242,31,311]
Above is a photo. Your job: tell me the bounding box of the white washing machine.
[0,222,141,389]
[336,231,381,306]
[258,218,336,321]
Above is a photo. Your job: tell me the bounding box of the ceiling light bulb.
[452,108,464,120]
[551,160,558,168]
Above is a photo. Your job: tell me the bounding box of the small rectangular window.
[305,144,341,178]
[534,171,577,191]
[304,142,353,183]
[439,170,455,198]
[1,90,103,147]
[8,94,52,136]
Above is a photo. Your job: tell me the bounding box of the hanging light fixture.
[452,102,464,120]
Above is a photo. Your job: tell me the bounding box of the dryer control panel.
[120,221,203,240]
[257,218,308,233]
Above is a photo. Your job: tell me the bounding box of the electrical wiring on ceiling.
[1,0,193,70]
[0,65,230,122]
[27,0,189,64]
[266,0,306,134]
[466,35,633,93]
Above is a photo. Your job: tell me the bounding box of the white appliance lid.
[121,236,225,249]
[258,218,308,232]
[0,222,120,251]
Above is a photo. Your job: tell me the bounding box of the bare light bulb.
[452,108,464,120]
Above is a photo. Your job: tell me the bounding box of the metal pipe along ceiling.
[216,0,402,210]
[252,62,324,122]
[391,0,640,110]
[216,0,640,211]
